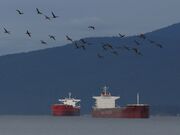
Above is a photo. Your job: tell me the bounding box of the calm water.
[0,115,180,135]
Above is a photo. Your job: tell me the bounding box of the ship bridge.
[59,92,81,107]
[93,86,120,109]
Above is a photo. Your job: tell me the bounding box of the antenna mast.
[137,93,140,105]
[68,92,71,99]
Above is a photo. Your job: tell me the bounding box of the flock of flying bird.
[2,8,59,45]
[66,32,164,59]
[2,8,164,59]
[16,8,59,45]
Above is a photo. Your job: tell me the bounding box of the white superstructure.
[93,86,120,109]
[59,92,81,107]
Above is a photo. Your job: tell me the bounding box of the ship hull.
[52,104,80,116]
[92,105,149,118]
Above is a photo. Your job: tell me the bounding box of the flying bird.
[155,43,163,48]
[148,39,155,44]
[132,48,143,56]
[123,45,130,51]
[102,44,108,51]
[74,42,80,49]
[132,48,139,54]
[97,53,104,58]
[3,27,10,34]
[44,15,51,20]
[41,40,47,44]
[16,9,24,15]
[81,45,86,50]
[36,8,43,15]
[66,35,73,42]
[49,35,56,40]
[51,12,58,18]
[134,40,140,45]
[80,39,87,44]
[111,51,118,56]
[88,26,95,30]
[26,30,31,37]
[137,52,143,56]
[103,43,113,49]
[139,34,146,39]
[119,33,125,38]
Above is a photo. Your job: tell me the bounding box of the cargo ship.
[51,92,81,116]
[92,86,149,118]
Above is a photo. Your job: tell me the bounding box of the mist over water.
[0,116,180,135]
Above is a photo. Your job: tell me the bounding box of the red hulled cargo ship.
[52,93,81,116]
[92,86,149,118]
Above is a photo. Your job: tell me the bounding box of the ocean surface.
[0,115,180,135]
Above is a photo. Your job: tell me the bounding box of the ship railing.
[127,104,149,106]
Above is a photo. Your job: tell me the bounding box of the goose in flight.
[36,8,43,15]
[102,44,108,51]
[111,51,118,56]
[51,12,58,18]
[80,39,87,44]
[44,15,51,20]
[88,26,95,30]
[49,35,56,40]
[132,48,143,56]
[16,9,24,15]
[134,40,140,45]
[3,27,10,34]
[123,45,130,51]
[74,42,80,49]
[139,34,146,39]
[155,43,163,48]
[119,33,125,38]
[97,53,104,58]
[26,30,31,37]
[103,43,113,49]
[66,35,73,42]
[41,40,47,44]
[148,39,155,44]
[81,45,86,50]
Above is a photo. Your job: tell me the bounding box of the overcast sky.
[0,0,180,55]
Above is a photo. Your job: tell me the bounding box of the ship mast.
[103,86,108,95]
[68,92,72,99]
[137,93,140,105]
[101,86,111,96]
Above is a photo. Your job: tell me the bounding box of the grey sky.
[0,0,180,55]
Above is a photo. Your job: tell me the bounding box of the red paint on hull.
[92,105,149,118]
[52,104,80,116]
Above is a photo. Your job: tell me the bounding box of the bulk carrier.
[51,93,81,116]
[92,86,149,118]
